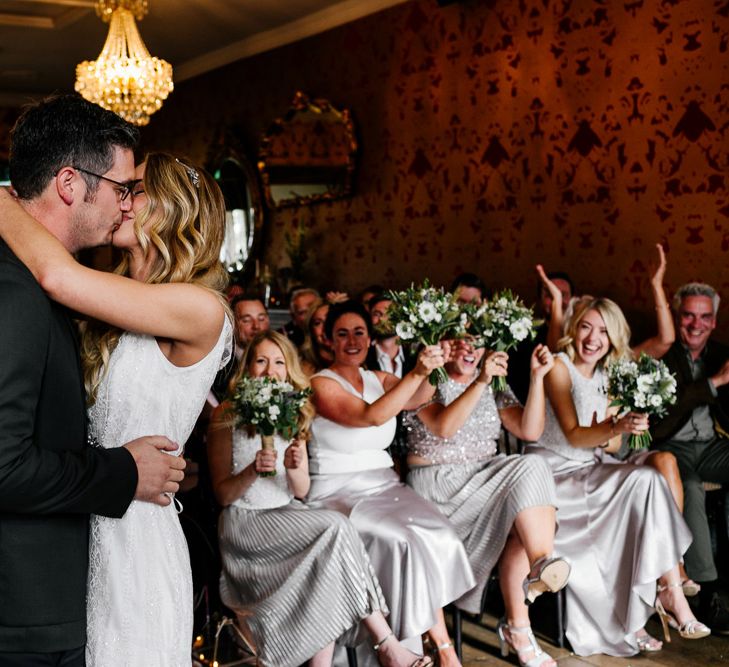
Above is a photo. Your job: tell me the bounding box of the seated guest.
[208,331,433,667]
[537,260,697,595]
[300,299,334,375]
[527,297,709,656]
[232,293,270,351]
[450,273,486,305]
[405,339,568,667]
[366,293,414,378]
[306,301,476,667]
[360,284,385,310]
[209,293,270,404]
[281,286,320,348]
[651,282,729,633]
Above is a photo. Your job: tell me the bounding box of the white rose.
[634,393,647,408]
[649,394,663,407]
[268,405,280,419]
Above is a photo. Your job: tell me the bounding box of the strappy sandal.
[522,555,571,605]
[496,621,556,667]
[635,629,662,652]
[373,632,434,667]
[655,584,711,641]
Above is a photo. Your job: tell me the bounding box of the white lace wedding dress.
[86,320,232,666]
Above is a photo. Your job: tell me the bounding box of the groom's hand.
[124,436,187,506]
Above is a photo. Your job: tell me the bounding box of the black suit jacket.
[651,339,729,444]
[0,240,137,652]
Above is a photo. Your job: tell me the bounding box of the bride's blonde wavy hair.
[80,152,229,403]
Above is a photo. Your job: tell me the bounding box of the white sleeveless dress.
[306,369,475,647]
[86,319,232,666]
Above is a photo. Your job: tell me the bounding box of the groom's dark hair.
[9,93,139,200]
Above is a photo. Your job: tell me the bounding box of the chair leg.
[451,606,462,662]
[346,646,358,667]
[556,588,566,649]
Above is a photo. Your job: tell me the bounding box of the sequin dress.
[306,369,475,647]
[526,353,692,657]
[405,377,557,613]
[85,319,232,666]
[218,431,388,667]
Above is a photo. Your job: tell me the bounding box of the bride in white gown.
[0,153,231,665]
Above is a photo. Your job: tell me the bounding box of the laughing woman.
[306,301,475,667]
[527,297,709,656]
[405,339,566,667]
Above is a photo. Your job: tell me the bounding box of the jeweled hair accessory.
[175,158,200,188]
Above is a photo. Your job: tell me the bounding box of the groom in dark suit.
[0,95,186,665]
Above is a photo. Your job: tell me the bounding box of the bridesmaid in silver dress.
[306,301,476,667]
[405,340,568,667]
[527,296,710,656]
[208,331,433,667]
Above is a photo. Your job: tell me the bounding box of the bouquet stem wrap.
[259,434,276,477]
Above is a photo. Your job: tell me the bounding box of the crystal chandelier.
[75,0,173,126]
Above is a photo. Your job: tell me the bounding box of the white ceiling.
[0,0,408,106]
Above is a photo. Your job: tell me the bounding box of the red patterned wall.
[143,0,729,337]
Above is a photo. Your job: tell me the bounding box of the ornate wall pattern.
[142,0,729,338]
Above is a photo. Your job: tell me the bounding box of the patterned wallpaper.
[140,0,729,337]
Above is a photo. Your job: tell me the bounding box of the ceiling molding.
[174,0,409,83]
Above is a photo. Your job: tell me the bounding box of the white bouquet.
[606,353,677,450]
[229,376,312,476]
[384,280,467,385]
[465,289,541,392]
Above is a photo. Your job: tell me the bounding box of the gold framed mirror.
[258,91,357,208]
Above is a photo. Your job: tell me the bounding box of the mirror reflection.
[210,150,264,278]
[258,92,357,208]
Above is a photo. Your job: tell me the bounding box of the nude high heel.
[522,555,571,605]
[655,584,711,641]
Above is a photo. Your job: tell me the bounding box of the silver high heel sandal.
[497,620,556,667]
[373,632,434,667]
[655,583,711,641]
[522,555,571,605]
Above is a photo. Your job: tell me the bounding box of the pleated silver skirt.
[218,500,387,667]
[527,446,692,657]
[307,467,476,641]
[407,454,557,613]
